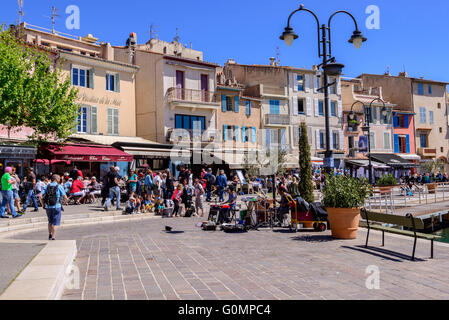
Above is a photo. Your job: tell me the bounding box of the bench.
[361,208,441,261]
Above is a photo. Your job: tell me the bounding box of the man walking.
[0,167,19,219]
[216,170,228,202]
[22,167,39,213]
[204,168,215,202]
[40,175,67,241]
[104,167,122,211]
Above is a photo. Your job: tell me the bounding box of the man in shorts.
[40,175,68,241]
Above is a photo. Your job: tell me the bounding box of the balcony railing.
[418,148,437,157]
[264,114,291,126]
[167,87,217,103]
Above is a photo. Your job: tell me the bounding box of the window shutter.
[222,95,227,112]
[293,97,298,115]
[234,96,240,113]
[90,106,98,134]
[115,73,120,93]
[315,130,320,149]
[293,73,298,92]
[70,64,74,85]
[330,131,334,150]
[394,134,399,153]
[89,68,95,89]
[393,114,399,127]
[107,109,113,135]
[336,77,341,95]
[245,100,251,116]
[113,109,119,135]
[313,72,320,93]
[338,100,343,118]
[306,97,312,116]
[266,129,271,147]
[234,126,239,141]
[404,115,409,128]
[223,125,228,141]
[371,107,377,124]
[339,131,344,151]
[314,98,319,117]
[406,135,410,153]
[305,74,310,93]
[242,126,246,142]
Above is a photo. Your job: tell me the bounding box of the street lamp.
[280,4,367,174]
[349,99,387,185]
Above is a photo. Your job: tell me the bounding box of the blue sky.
[1,0,448,81]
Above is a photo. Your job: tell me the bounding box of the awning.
[34,159,71,165]
[397,154,421,161]
[0,145,37,160]
[345,159,390,169]
[42,144,133,163]
[369,153,417,169]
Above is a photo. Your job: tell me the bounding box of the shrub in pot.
[322,175,371,239]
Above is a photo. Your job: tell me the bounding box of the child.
[125,197,138,215]
[144,194,155,213]
[154,197,164,216]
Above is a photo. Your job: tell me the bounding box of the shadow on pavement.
[290,234,334,243]
[341,245,425,262]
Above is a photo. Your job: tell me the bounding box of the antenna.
[44,6,60,34]
[173,28,181,43]
[18,0,24,24]
[150,24,158,40]
[276,46,280,65]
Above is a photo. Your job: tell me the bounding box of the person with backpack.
[144,169,155,196]
[204,168,215,202]
[40,174,68,241]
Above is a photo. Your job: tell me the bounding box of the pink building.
[393,111,419,173]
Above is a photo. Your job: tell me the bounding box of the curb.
[0,240,77,300]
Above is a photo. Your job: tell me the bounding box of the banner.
[359,136,368,153]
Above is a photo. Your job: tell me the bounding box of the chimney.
[269,57,276,66]
[226,59,236,65]
[398,71,408,77]
[101,42,114,61]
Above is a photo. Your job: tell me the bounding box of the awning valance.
[41,144,133,163]
[369,153,417,169]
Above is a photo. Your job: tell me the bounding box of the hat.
[115,167,120,172]
[91,177,97,180]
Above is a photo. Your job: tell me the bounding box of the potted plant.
[375,174,398,194]
[322,175,371,239]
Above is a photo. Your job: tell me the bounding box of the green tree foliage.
[298,122,314,203]
[0,26,79,144]
[322,175,371,209]
[375,174,398,187]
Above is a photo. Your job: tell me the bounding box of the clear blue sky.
[1,0,448,82]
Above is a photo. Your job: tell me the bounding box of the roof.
[58,51,139,71]
[226,63,316,73]
[70,134,166,147]
[164,55,220,68]
[359,73,449,85]
[369,153,417,168]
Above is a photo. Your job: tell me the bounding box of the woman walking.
[171,184,183,217]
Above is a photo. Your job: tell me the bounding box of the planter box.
[326,207,361,240]
[427,183,438,194]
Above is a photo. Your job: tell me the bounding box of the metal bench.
[361,208,441,261]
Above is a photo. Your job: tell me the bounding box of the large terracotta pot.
[326,207,361,240]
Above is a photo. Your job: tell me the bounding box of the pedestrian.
[164,170,174,201]
[104,167,122,211]
[194,178,205,217]
[171,184,183,217]
[204,168,215,202]
[216,170,228,202]
[128,169,138,197]
[10,167,22,214]
[40,174,68,241]
[144,169,154,196]
[0,167,20,219]
[22,167,39,214]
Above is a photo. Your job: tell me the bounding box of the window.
[438,103,441,109]
[394,114,409,128]
[420,134,428,148]
[369,106,378,124]
[319,132,325,149]
[369,132,376,149]
[106,73,120,92]
[330,101,337,117]
[384,132,391,150]
[381,108,392,124]
[332,132,339,150]
[417,83,424,95]
[318,100,324,116]
[398,136,407,153]
[226,96,233,111]
[269,100,280,115]
[428,85,432,95]
[242,127,257,143]
[440,127,443,133]
[297,74,304,91]
[429,111,434,125]
[329,77,336,94]
[76,106,97,134]
[107,108,119,135]
[175,114,206,132]
[71,66,92,88]
[298,98,305,115]
[223,125,239,142]
[442,147,444,153]
[245,100,252,116]
[419,107,426,124]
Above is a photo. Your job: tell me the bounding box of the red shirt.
[71,180,84,193]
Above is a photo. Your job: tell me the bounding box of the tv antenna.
[44,6,60,34]
[150,24,159,40]
[276,46,280,65]
[18,0,24,24]
[173,27,181,43]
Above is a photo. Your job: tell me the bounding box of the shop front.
[0,144,37,177]
[37,143,133,179]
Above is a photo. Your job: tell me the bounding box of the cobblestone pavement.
[12,216,449,300]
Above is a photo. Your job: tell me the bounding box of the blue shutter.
[242,126,246,142]
[223,125,227,141]
[405,135,410,154]
[245,101,251,116]
[404,115,409,128]
[252,127,257,143]
[222,95,227,112]
[394,134,399,153]
[235,126,239,141]
[393,114,399,128]
[234,96,240,113]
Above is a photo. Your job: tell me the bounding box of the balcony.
[264,114,291,127]
[418,148,437,158]
[167,88,220,110]
[166,128,219,144]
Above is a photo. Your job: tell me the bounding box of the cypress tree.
[298,122,315,203]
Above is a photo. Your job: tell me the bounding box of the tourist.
[104,166,122,211]
[22,167,39,213]
[204,168,215,202]
[40,174,68,241]
[70,176,86,205]
[288,175,300,198]
[124,197,138,215]
[86,177,102,203]
[216,170,228,202]
[181,179,194,216]
[172,184,183,217]
[194,178,205,217]
[10,167,22,214]
[128,169,138,197]
[144,169,154,196]
[219,186,237,224]
[164,170,174,201]
[0,167,19,219]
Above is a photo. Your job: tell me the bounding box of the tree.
[0,26,79,144]
[421,159,444,174]
[298,122,314,203]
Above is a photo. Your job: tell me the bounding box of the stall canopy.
[40,144,133,163]
[345,159,390,169]
[369,153,417,169]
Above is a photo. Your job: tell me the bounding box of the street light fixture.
[280,4,367,174]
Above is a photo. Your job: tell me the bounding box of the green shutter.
[90,106,98,134]
[113,109,119,135]
[89,68,95,89]
[107,109,113,135]
[234,96,240,113]
[115,73,120,93]
[222,95,227,112]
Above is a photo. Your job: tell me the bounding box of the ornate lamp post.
[349,98,387,184]
[280,4,367,174]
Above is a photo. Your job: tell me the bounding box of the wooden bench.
[361,209,441,261]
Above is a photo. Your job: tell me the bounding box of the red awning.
[45,144,133,163]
